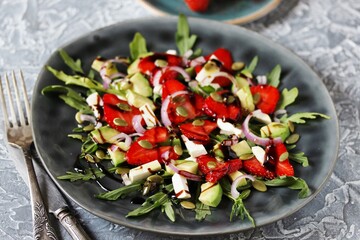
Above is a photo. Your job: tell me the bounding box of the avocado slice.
[165,160,198,175]
[260,122,290,141]
[90,126,129,151]
[230,140,252,157]
[128,72,152,97]
[198,182,223,207]
[108,145,126,167]
[228,171,248,187]
[236,85,255,114]
[126,89,155,110]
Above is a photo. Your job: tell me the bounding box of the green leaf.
[288,178,311,198]
[285,112,330,124]
[57,169,105,182]
[41,85,92,113]
[175,14,198,56]
[265,176,311,198]
[129,32,148,61]
[58,49,84,74]
[277,87,299,110]
[96,183,142,201]
[289,151,309,167]
[246,56,258,73]
[267,64,281,87]
[195,201,211,221]
[229,190,254,225]
[126,184,173,217]
[161,200,176,222]
[265,176,297,187]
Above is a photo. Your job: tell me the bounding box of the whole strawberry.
[184,0,211,12]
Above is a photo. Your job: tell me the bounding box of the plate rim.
[32,15,340,236]
[137,0,282,24]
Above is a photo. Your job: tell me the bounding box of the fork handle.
[23,147,58,240]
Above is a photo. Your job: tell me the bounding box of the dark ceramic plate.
[138,0,281,24]
[32,16,339,236]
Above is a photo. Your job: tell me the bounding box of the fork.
[0,71,58,240]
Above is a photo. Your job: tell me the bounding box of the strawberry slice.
[197,155,242,183]
[126,127,179,165]
[202,90,241,121]
[250,84,280,114]
[138,53,183,75]
[103,93,143,134]
[184,0,210,12]
[179,120,217,143]
[211,48,233,71]
[274,143,294,177]
[242,157,276,179]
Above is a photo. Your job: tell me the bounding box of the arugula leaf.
[245,56,258,73]
[277,87,299,110]
[129,32,148,61]
[267,64,281,87]
[96,183,142,201]
[161,200,176,222]
[57,169,105,182]
[195,201,211,221]
[126,184,174,217]
[41,85,92,113]
[175,14,198,56]
[58,49,84,74]
[284,112,330,124]
[265,176,311,198]
[229,190,254,225]
[289,151,309,167]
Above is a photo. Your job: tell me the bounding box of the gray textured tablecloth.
[0,0,359,239]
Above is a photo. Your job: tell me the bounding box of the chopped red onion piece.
[109,133,132,147]
[161,90,189,127]
[242,110,282,146]
[161,150,170,161]
[167,161,202,181]
[231,174,255,199]
[132,115,146,134]
[100,58,128,89]
[80,114,97,124]
[274,109,287,122]
[190,56,206,67]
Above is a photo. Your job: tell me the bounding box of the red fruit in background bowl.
[184,0,211,12]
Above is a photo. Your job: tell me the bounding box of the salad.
[42,15,329,224]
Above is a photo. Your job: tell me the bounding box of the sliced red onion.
[167,161,202,181]
[132,115,146,134]
[274,109,287,122]
[190,56,206,67]
[100,58,128,89]
[80,114,97,124]
[161,90,189,127]
[246,77,256,86]
[129,132,144,137]
[152,69,163,88]
[231,174,255,199]
[242,110,282,146]
[200,71,238,92]
[109,133,132,148]
[161,150,170,161]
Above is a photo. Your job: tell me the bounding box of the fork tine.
[4,73,18,128]
[0,76,10,129]
[11,71,26,126]
[19,70,31,124]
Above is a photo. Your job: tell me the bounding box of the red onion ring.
[153,66,191,88]
[161,90,189,127]
[231,174,255,199]
[190,56,206,67]
[109,133,132,147]
[274,109,287,123]
[132,115,146,134]
[100,58,128,89]
[167,161,202,181]
[242,110,282,146]
[200,71,238,92]
[79,114,97,124]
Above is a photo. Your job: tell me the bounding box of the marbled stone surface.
[0,0,359,239]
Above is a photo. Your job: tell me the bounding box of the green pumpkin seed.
[174,144,183,155]
[226,95,236,104]
[253,93,261,105]
[95,150,106,159]
[113,118,128,126]
[210,92,223,102]
[115,167,130,175]
[154,59,168,68]
[180,201,196,210]
[192,119,205,126]
[84,154,100,163]
[176,106,188,117]
[288,121,295,133]
[240,153,254,160]
[116,103,132,111]
[286,133,299,144]
[204,61,218,71]
[231,61,245,71]
[279,152,289,162]
[138,140,153,149]
[207,161,217,169]
[252,180,267,192]
[147,175,164,184]
[83,124,95,131]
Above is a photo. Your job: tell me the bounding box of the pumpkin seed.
[180,201,196,210]
[116,102,131,111]
[138,140,153,149]
[252,180,267,192]
[174,144,183,155]
[253,93,261,105]
[207,161,217,169]
[286,133,300,144]
[192,119,205,126]
[147,175,164,184]
[83,124,95,131]
[176,106,188,117]
[84,154,100,163]
[95,150,106,159]
[240,153,254,160]
[279,152,289,162]
[226,95,236,104]
[210,92,223,102]
[113,118,128,126]
[231,61,245,71]
[288,121,295,133]
[115,167,130,175]
[154,59,168,68]
[204,61,218,71]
